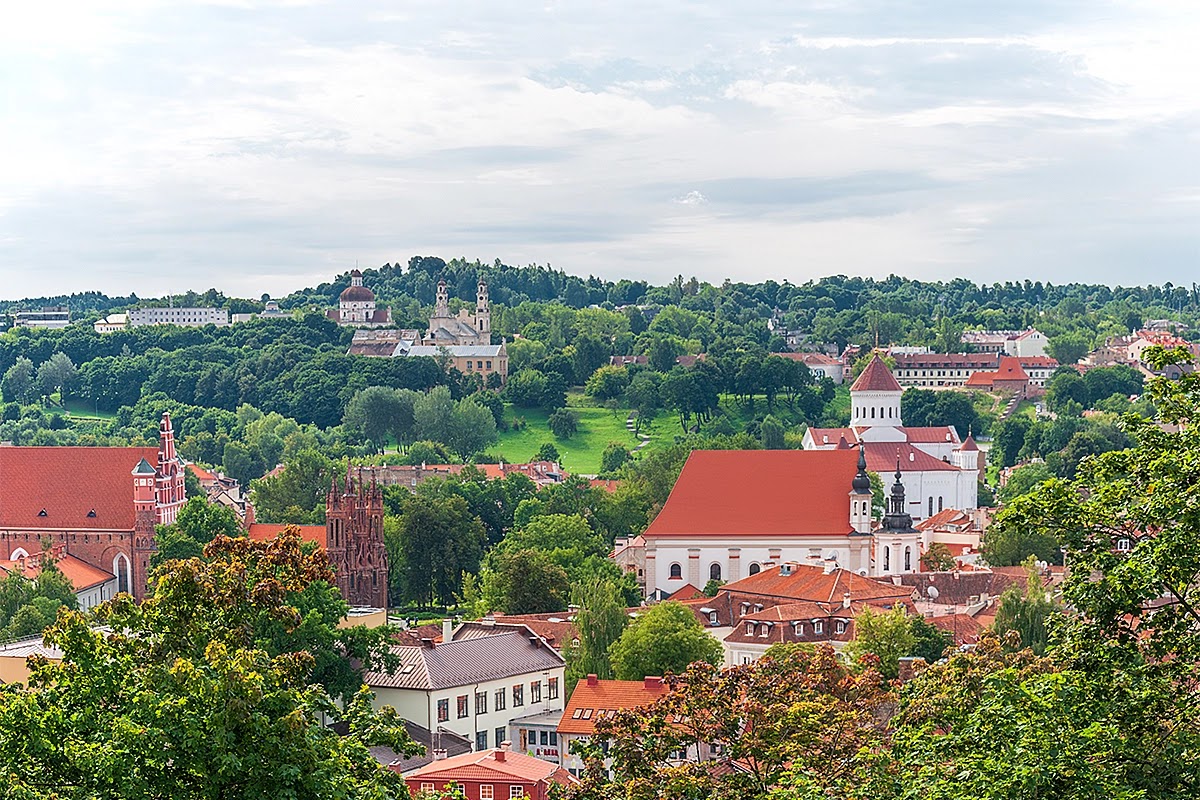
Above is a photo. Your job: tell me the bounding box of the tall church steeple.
[475,280,490,335]
[848,443,872,534]
[434,280,450,318]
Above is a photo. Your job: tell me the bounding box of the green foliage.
[998,462,1052,503]
[608,602,721,680]
[599,442,632,475]
[846,606,916,680]
[343,385,415,453]
[250,449,337,524]
[393,493,486,608]
[993,558,1059,655]
[585,365,630,401]
[919,541,956,572]
[565,578,628,691]
[901,389,981,437]
[0,558,78,641]
[760,414,785,449]
[534,442,560,463]
[548,407,579,440]
[481,549,569,614]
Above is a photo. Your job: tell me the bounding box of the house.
[404,744,575,799]
[0,545,119,610]
[803,355,980,519]
[450,617,579,655]
[611,535,646,594]
[0,412,186,602]
[93,313,128,333]
[127,307,229,327]
[915,507,991,566]
[692,561,916,666]
[341,461,564,491]
[960,329,1047,357]
[963,357,1033,397]
[508,708,566,765]
[10,306,70,329]
[351,719,472,775]
[364,630,565,754]
[0,633,62,684]
[557,675,671,776]
[246,468,387,608]
[326,269,393,327]
[796,353,845,384]
[890,352,1058,388]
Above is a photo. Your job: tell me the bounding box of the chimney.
[644,676,662,689]
[842,591,851,609]
[586,674,599,686]
[432,749,447,761]
[898,656,927,682]
[494,749,506,762]
[500,740,512,751]
[420,637,435,648]
[442,618,454,642]
[529,635,539,648]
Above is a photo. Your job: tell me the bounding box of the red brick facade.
[325,468,388,608]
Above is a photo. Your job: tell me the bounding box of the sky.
[2,1,1199,299]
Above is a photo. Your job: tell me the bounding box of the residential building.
[247,467,388,608]
[557,675,671,776]
[915,507,991,566]
[0,412,185,602]
[961,329,1048,357]
[343,461,564,491]
[93,313,128,333]
[803,355,980,519]
[890,352,1057,388]
[326,269,393,327]
[404,744,575,799]
[352,720,472,775]
[611,535,646,595]
[364,631,565,753]
[0,545,118,610]
[127,307,229,327]
[962,356,1033,397]
[509,709,565,765]
[10,306,70,329]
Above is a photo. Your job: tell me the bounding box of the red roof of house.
[850,355,902,392]
[0,447,160,530]
[0,552,115,591]
[959,435,978,452]
[964,371,995,387]
[721,563,913,605]
[643,450,860,538]
[898,426,959,444]
[667,583,705,601]
[185,463,219,482]
[995,357,1029,381]
[246,523,327,549]
[915,508,975,531]
[863,442,959,473]
[928,613,984,645]
[407,747,574,785]
[559,676,668,735]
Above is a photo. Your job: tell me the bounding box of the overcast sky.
[2,1,1198,299]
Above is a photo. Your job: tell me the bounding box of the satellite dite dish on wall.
[927,585,941,600]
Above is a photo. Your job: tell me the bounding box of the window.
[548,677,559,700]
[929,497,934,517]
[496,726,506,747]
[487,360,493,369]
[669,563,682,579]
[871,407,875,418]
[904,547,912,571]
[531,681,542,704]
[745,622,754,635]
[709,563,721,581]
[938,496,944,513]
[495,687,506,711]
[476,731,488,751]
[1117,538,1132,552]
[510,788,525,798]
[883,547,890,571]
[437,698,449,722]
[513,684,524,707]
[457,694,469,718]
[748,563,761,575]
[794,622,804,636]
[540,730,549,745]
[476,691,488,715]
[709,611,718,625]
[421,783,435,793]
[758,625,768,638]
[480,787,495,800]
[835,620,847,634]
[550,731,558,746]
[814,621,824,635]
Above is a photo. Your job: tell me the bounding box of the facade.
[426,279,491,346]
[0,412,185,602]
[127,307,229,327]
[326,269,393,327]
[247,468,388,608]
[10,307,70,329]
[347,332,509,383]
[803,355,980,520]
[404,745,575,799]
[365,631,566,754]
[557,675,672,776]
[93,313,128,333]
[797,353,845,384]
[890,353,1057,388]
[0,547,119,610]
[960,329,1047,357]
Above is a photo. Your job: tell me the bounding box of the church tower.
[434,280,450,319]
[874,461,921,576]
[155,412,185,526]
[324,467,389,608]
[850,354,905,443]
[475,280,491,338]
[131,458,158,601]
[848,444,873,534]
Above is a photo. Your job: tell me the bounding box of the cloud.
[675,190,708,206]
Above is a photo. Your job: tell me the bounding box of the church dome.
[340,285,375,302]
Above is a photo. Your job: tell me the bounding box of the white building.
[961,329,1047,358]
[128,307,229,327]
[94,313,128,333]
[803,354,979,519]
[11,307,70,329]
[365,628,565,753]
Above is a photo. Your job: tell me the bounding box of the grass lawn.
[62,398,116,421]
[491,394,650,474]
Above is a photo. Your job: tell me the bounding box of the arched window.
[870,407,876,419]
[889,407,893,418]
[669,563,682,579]
[113,553,131,595]
[883,547,890,571]
[9,547,28,560]
[709,563,722,581]
[748,562,761,576]
[929,497,934,517]
[904,547,912,571]
[938,496,944,512]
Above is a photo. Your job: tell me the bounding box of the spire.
[882,459,915,531]
[851,443,871,494]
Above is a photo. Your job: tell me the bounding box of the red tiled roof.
[806,427,857,446]
[915,508,974,531]
[589,479,621,493]
[559,677,668,735]
[1017,356,1058,367]
[863,442,958,473]
[721,563,913,605]
[643,450,860,538]
[850,355,902,392]
[667,583,705,601]
[0,553,114,591]
[0,447,160,530]
[247,523,327,549]
[898,426,958,444]
[185,463,219,482]
[959,435,978,452]
[995,357,1029,381]
[964,371,995,387]
[928,613,984,645]
[408,748,573,785]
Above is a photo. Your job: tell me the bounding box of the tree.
[760,414,785,449]
[35,352,78,405]
[572,334,610,385]
[396,494,486,608]
[446,398,498,458]
[548,408,579,439]
[997,462,1052,503]
[343,385,412,453]
[846,605,916,680]
[250,449,336,524]
[585,365,629,401]
[565,578,627,690]
[1046,331,1090,365]
[920,542,956,572]
[1,357,35,404]
[1046,369,1089,412]
[993,557,1058,655]
[599,443,632,475]
[0,530,417,798]
[608,601,721,680]
[481,549,569,614]
[534,442,561,463]
[505,369,550,409]
[908,613,952,663]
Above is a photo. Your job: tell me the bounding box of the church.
[0,413,186,602]
[326,269,393,327]
[801,354,979,519]
[639,447,924,598]
[422,279,491,346]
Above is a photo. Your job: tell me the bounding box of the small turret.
[848,444,873,534]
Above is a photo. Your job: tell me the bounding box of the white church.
[801,354,979,520]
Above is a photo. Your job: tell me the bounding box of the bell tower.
[849,444,873,534]
[475,279,491,338]
[874,460,921,576]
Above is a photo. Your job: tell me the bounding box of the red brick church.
[0,413,186,601]
[248,467,389,608]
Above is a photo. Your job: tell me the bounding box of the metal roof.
[365,631,564,691]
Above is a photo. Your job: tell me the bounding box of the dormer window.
[87,509,97,517]
[37,509,47,517]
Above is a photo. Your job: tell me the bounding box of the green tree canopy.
[608,601,721,680]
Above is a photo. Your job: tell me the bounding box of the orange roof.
[185,463,218,482]
[995,357,1029,381]
[863,442,959,473]
[643,450,860,538]
[247,523,327,549]
[559,676,668,735]
[407,747,573,785]
[916,508,975,531]
[850,355,902,392]
[928,613,984,645]
[589,479,621,493]
[959,435,978,452]
[667,583,705,601]
[0,446,160,530]
[0,552,114,591]
[721,563,913,605]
